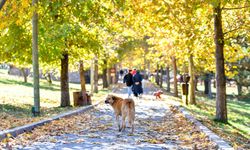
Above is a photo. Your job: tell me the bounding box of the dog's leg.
[128,107,135,134]
[116,115,121,131]
[130,112,135,134]
[131,122,134,133]
[129,117,134,133]
[121,114,126,132]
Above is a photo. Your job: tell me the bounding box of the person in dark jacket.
[132,70,143,97]
[123,69,133,97]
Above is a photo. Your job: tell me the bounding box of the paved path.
[12,80,216,150]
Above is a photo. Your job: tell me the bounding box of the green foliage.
[0,23,31,67]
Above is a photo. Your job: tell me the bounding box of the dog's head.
[105,94,115,104]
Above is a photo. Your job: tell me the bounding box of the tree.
[212,1,227,122]
[235,57,250,95]
[0,24,32,82]
[209,0,250,122]
[38,0,108,106]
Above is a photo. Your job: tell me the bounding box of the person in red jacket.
[131,68,136,76]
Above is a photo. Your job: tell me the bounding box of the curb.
[177,107,234,150]
[150,81,234,150]
[0,85,119,141]
[0,102,101,141]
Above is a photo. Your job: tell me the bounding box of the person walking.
[123,69,133,97]
[132,70,143,97]
[119,69,124,80]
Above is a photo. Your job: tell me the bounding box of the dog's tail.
[125,98,134,108]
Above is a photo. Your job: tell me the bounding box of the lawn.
[0,69,110,131]
[160,81,250,149]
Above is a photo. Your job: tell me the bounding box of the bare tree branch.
[0,0,7,11]
[222,6,250,10]
[224,26,242,35]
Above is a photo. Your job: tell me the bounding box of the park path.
[11,80,216,150]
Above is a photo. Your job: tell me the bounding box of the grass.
[0,69,110,131]
[159,81,250,149]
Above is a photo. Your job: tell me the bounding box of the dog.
[153,90,163,99]
[105,94,135,133]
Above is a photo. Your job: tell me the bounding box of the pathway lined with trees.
[11,81,217,149]
[0,0,249,149]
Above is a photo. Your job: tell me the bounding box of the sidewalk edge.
[177,106,234,150]
[0,101,101,141]
[0,85,120,141]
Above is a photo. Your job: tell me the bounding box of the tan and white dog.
[105,94,135,133]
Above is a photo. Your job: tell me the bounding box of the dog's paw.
[128,133,134,136]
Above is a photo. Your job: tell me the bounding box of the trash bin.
[73,91,87,106]
[181,83,189,95]
[86,92,92,105]
[181,74,190,105]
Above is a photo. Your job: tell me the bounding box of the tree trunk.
[94,56,98,93]
[32,0,40,115]
[208,76,212,99]
[60,53,70,107]
[237,82,242,96]
[188,55,196,104]
[172,56,178,97]
[114,64,118,84]
[79,60,86,92]
[156,63,159,85]
[90,58,94,93]
[102,59,108,88]
[194,76,198,91]
[0,0,7,10]
[213,79,216,88]
[21,68,28,83]
[160,66,163,88]
[214,3,227,122]
[166,67,170,92]
[204,74,209,94]
[204,74,212,98]
[47,72,52,84]
[107,68,111,85]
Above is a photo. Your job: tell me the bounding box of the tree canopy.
[0,0,249,121]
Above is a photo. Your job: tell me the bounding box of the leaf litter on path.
[1,83,218,149]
